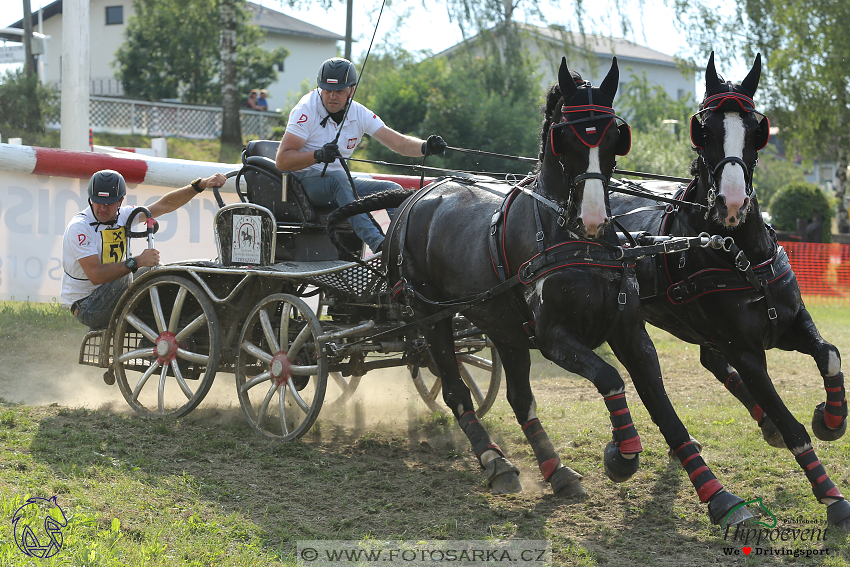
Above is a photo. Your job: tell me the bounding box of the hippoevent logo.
[720,498,833,559]
[12,496,67,559]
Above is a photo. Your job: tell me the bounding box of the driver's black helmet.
[317,58,357,91]
[88,169,126,204]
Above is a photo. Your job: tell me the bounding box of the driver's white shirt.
[61,205,134,306]
[285,89,386,174]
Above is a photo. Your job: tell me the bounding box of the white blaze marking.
[580,147,607,235]
[720,113,748,223]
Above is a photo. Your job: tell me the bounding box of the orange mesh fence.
[780,241,850,305]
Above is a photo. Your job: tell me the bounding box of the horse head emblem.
[12,495,67,559]
[691,52,770,227]
[545,57,631,238]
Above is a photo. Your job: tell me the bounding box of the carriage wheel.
[235,294,327,441]
[323,372,363,410]
[410,347,502,418]
[113,275,220,418]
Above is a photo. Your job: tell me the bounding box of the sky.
[0,0,747,91]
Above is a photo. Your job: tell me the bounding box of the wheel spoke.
[125,313,158,343]
[279,303,291,354]
[168,287,188,334]
[290,364,318,376]
[286,324,313,360]
[116,346,155,364]
[330,371,350,389]
[460,364,485,407]
[458,353,493,372]
[176,347,209,366]
[259,308,280,353]
[279,388,290,436]
[240,340,272,364]
[175,313,208,343]
[158,364,169,413]
[240,370,271,394]
[149,286,167,334]
[170,360,194,399]
[287,379,311,413]
[132,360,161,401]
[258,382,279,426]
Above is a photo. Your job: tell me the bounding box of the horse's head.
[691,52,770,227]
[541,57,631,239]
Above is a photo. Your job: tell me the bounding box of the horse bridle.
[692,91,765,219]
[543,82,629,224]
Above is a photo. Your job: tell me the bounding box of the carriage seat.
[241,140,349,229]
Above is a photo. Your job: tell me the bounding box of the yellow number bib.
[100,227,127,264]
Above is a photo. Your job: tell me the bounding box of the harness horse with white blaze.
[609,52,850,531]
[327,55,756,526]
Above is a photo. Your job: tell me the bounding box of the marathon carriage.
[77,140,502,441]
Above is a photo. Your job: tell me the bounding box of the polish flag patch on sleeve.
[586,126,597,134]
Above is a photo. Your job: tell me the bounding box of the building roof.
[436,23,683,68]
[245,2,344,41]
[1,0,343,43]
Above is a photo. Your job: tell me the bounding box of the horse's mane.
[538,70,584,162]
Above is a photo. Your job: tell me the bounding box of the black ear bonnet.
[550,57,631,157]
[690,52,770,151]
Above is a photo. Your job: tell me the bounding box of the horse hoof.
[604,441,640,483]
[759,416,786,448]
[667,435,702,458]
[549,466,585,497]
[485,457,522,494]
[708,490,754,526]
[826,500,850,532]
[812,403,847,441]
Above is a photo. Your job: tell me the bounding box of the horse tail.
[327,189,412,257]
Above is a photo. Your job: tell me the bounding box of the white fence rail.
[46,96,279,140]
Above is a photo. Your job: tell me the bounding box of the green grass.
[0,303,848,565]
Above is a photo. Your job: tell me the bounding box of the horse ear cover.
[755,115,770,151]
[690,115,704,149]
[615,123,631,155]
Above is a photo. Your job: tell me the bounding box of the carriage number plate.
[232,214,262,264]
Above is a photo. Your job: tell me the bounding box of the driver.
[275,57,448,253]
[61,169,226,330]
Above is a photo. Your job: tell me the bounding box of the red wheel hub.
[155,332,179,365]
[270,351,292,386]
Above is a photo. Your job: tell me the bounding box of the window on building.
[106,6,124,25]
[277,58,286,72]
[677,88,686,100]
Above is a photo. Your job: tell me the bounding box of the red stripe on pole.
[32,147,149,184]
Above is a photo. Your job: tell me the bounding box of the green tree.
[354,46,543,176]
[114,0,288,106]
[769,182,835,242]
[614,72,695,178]
[751,144,807,211]
[0,69,59,134]
[673,0,850,233]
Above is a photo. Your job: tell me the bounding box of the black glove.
[421,135,447,157]
[314,142,341,164]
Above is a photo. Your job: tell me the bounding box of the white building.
[1,0,343,107]
[436,24,696,103]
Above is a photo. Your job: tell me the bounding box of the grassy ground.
[1,302,849,565]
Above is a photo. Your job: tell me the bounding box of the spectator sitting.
[256,89,269,111]
[245,89,260,109]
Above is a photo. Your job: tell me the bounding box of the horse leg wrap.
[822,372,847,429]
[459,411,504,464]
[604,393,643,454]
[795,448,844,502]
[522,418,561,481]
[724,371,765,424]
[674,440,723,503]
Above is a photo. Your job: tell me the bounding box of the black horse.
[609,52,850,530]
[330,56,752,526]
